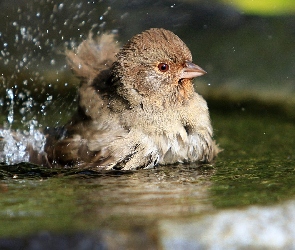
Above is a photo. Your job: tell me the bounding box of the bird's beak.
[180,60,207,79]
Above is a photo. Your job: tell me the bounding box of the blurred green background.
[223,0,295,15]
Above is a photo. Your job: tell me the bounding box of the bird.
[44,28,219,170]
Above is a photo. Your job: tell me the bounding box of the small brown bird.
[44,28,219,170]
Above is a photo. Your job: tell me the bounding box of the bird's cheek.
[144,74,163,90]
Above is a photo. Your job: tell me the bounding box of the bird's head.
[112,28,206,105]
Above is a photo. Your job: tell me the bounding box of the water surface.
[1,106,295,246]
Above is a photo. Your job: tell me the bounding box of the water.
[1,108,295,248]
[0,124,46,164]
[1,0,295,248]
[211,111,295,207]
[0,163,212,237]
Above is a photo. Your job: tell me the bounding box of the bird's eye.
[158,63,169,72]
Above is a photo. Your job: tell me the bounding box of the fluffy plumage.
[45,28,219,170]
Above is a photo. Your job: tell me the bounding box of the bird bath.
[1,1,295,249]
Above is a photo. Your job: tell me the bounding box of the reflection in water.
[0,164,214,239]
[72,164,214,218]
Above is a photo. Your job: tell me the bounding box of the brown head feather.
[112,28,195,105]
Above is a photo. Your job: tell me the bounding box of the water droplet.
[46,96,53,101]
[99,22,106,28]
[6,89,14,124]
[7,89,14,100]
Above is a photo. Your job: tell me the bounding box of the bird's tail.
[66,32,120,82]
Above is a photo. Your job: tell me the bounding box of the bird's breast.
[151,128,204,164]
[119,100,211,164]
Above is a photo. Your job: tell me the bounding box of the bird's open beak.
[180,60,207,79]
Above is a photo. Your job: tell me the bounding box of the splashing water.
[6,89,14,125]
[1,77,47,165]
[0,1,114,166]
[0,120,46,165]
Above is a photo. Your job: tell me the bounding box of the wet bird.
[44,28,219,170]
